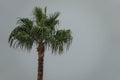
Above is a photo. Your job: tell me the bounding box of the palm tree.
[8,7,72,80]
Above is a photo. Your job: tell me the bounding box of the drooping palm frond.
[8,18,34,51]
[46,29,72,54]
[17,18,33,30]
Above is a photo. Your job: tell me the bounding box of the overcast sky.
[0,0,120,80]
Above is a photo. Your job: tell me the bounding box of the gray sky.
[0,0,120,80]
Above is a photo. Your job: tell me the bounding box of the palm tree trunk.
[37,43,45,80]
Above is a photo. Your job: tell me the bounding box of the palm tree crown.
[8,7,72,54]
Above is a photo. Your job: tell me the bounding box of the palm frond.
[46,29,72,54]
[45,12,60,32]
[33,7,46,26]
[8,21,34,51]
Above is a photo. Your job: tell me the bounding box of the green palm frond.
[45,12,60,32]
[8,18,34,51]
[33,7,46,26]
[17,18,33,27]
[46,29,72,54]
[8,28,33,50]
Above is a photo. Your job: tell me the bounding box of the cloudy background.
[0,0,120,80]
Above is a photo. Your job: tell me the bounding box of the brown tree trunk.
[37,43,45,80]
